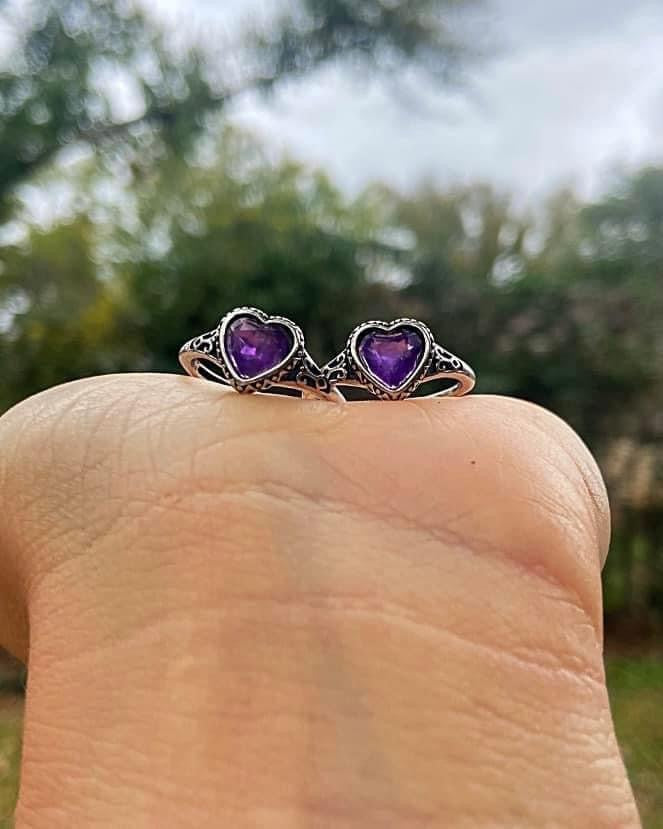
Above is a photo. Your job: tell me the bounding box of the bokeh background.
[0,0,662,824]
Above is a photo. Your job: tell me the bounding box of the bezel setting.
[321,316,475,400]
[348,319,434,400]
[219,307,301,389]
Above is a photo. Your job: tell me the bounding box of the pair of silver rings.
[179,307,475,402]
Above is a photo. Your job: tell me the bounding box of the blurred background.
[0,0,661,824]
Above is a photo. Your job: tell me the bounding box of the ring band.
[322,318,475,401]
[179,307,342,401]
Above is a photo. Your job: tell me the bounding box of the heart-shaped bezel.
[349,319,432,397]
[219,307,301,385]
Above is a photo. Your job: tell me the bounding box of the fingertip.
[479,395,611,569]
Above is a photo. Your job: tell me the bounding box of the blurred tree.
[249,0,482,89]
[0,216,133,407]
[391,182,547,405]
[529,171,663,445]
[0,0,484,216]
[390,178,663,450]
[0,0,217,215]
[571,170,663,631]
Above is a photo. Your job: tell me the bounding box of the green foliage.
[0,217,136,407]
[116,133,395,370]
[606,655,663,829]
[0,701,21,822]
[391,178,663,445]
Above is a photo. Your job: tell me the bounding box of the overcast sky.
[148,0,663,201]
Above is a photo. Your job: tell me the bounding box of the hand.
[0,375,640,827]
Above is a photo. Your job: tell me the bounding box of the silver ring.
[179,307,343,401]
[322,318,475,401]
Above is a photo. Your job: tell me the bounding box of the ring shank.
[324,359,475,400]
[426,367,476,398]
[179,350,222,382]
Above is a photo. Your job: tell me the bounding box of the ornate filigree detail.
[294,352,334,395]
[323,351,349,384]
[433,344,464,375]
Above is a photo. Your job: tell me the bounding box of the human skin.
[0,374,640,828]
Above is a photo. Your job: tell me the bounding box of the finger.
[0,375,638,827]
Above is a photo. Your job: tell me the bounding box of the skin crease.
[0,374,641,828]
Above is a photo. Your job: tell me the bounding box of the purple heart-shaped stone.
[357,326,426,390]
[225,315,294,380]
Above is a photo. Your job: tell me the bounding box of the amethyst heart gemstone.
[357,326,425,389]
[225,315,294,379]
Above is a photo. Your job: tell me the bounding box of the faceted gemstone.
[357,326,425,389]
[225,316,294,379]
